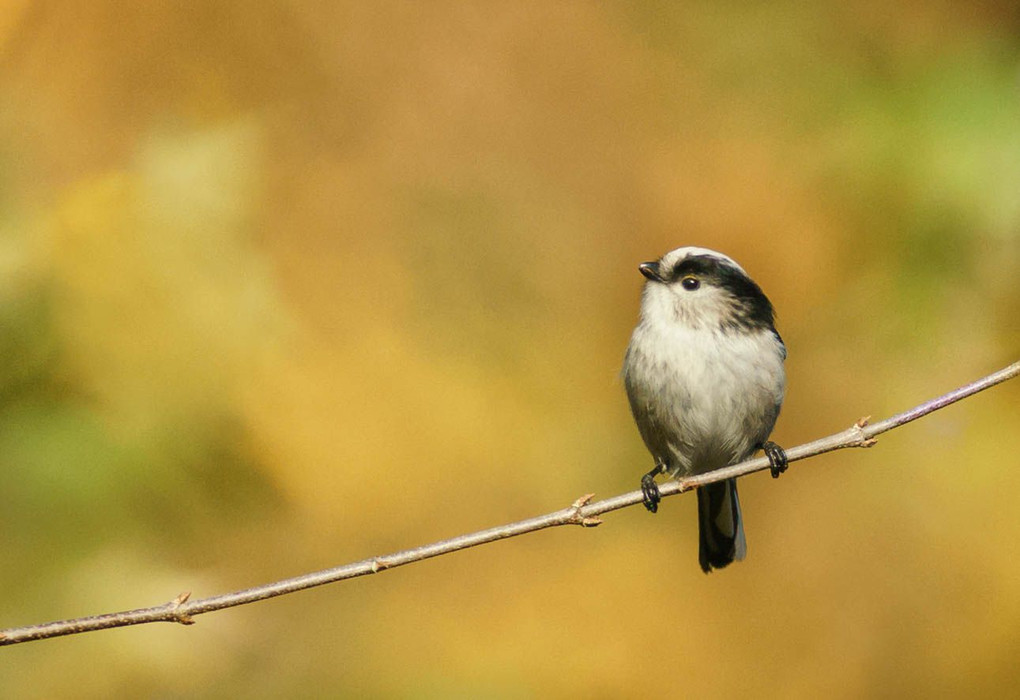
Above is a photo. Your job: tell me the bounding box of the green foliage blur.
[1,2,1018,697]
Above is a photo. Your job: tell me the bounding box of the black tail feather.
[697,478,746,573]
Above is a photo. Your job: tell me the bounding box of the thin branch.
[2,360,1017,647]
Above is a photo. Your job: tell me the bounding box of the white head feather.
[657,246,746,276]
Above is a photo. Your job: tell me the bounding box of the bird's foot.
[762,441,788,478]
[640,462,665,513]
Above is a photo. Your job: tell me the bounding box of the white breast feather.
[625,315,785,476]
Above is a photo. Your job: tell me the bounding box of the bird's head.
[637,246,776,332]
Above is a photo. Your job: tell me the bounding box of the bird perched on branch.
[622,247,788,572]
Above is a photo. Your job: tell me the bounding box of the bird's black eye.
[680,276,700,291]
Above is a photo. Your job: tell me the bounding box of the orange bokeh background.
[1,3,1018,696]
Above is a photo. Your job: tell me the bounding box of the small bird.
[622,247,787,572]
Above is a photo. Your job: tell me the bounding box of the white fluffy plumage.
[622,246,786,572]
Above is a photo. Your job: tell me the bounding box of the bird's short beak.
[638,261,664,282]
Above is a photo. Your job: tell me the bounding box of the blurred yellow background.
[1,2,1018,697]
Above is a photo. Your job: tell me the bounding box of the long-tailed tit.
[623,247,788,572]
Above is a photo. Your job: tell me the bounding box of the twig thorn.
[571,493,595,509]
[169,591,195,626]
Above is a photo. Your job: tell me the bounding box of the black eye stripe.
[665,254,777,331]
[671,256,731,279]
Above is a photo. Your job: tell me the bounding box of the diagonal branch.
[2,360,1017,647]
